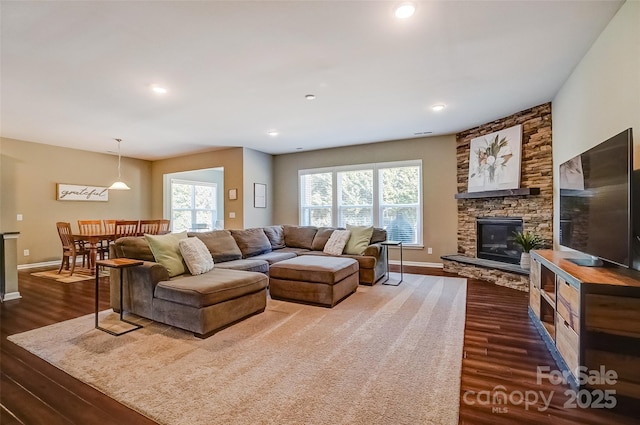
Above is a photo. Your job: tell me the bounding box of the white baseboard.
[2,291,22,301]
[389,260,443,269]
[18,260,65,270]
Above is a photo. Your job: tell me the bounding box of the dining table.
[73,232,114,274]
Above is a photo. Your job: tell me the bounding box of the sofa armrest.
[110,261,170,318]
[363,243,382,258]
[365,243,388,284]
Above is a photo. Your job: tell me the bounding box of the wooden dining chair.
[159,219,171,234]
[103,219,116,234]
[78,219,108,260]
[138,219,161,235]
[77,220,102,234]
[56,222,89,276]
[113,220,140,239]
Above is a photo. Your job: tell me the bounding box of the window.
[299,160,422,245]
[170,179,217,232]
[379,164,420,244]
[338,169,373,227]
[300,172,333,227]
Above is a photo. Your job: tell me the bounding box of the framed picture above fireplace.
[467,124,522,193]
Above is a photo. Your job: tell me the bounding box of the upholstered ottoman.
[152,268,268,338]
[268,256,359,307]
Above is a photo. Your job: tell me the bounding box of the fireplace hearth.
[476,217,523,264]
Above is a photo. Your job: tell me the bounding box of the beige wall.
[2,134,456,267]
[242,148,273,228]
[1,137,151,265]
[150,147,245,229]
[272,135,458,265]
[552,0,640,247]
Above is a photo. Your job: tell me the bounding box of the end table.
[381,240,403,286]
[95,258,143,336]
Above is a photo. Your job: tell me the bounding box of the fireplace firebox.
[476,217,523,264]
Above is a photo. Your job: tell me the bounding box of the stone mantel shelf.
[441,254,530,276]
[454,187,540,199]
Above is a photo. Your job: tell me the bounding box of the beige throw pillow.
[344,224,374,255]
[145,231,188,277]
[179,237,215,275]
[323,230,351,255]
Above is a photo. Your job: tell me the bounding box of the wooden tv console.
[529,250,640,401]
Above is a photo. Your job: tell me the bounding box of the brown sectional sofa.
[109,225,387,336]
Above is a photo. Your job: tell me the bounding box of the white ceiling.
[1,1,623,161]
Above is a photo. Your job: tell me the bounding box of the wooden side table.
[95,258,143,336]
[381,240,403,286]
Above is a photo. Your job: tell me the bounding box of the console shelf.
[529,250,640,402]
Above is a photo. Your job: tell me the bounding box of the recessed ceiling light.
[268,130,279,137]
[395,2,416,19]
[305,94,316,100]
[432,104,446,112]
[151,85,168,94]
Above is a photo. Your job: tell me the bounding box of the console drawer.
[586,294,640,338]
[530,285,541,318]
[585,348,640,399]
[556,311,579,378]
[557,277,580,333]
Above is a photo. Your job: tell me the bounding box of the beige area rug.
[31,268,109,283]
[8,274,467,425]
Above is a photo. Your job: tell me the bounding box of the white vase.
[520,252,531,269]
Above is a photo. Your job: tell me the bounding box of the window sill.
[384,244,424,249]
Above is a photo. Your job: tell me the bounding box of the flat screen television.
[559,128,635,269]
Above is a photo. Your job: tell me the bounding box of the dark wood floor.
[1,266,637,424]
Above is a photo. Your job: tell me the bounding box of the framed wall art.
[56,184,109,201]
[467,124,522,192]
[254,183,266,208]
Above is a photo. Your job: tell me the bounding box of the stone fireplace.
[476,217,523,264]
[442,103,554,291]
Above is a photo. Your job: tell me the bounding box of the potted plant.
[513,231,544,268]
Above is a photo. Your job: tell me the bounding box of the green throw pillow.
[145,231,188,277]
[344,224,374,255]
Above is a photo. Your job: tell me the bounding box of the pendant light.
[109,138,131,190]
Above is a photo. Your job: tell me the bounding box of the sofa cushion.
[371,227,387,244]
[311,227,336,251]
[283,225,317,249]
[179,237,215,275]
[274,247,311,256]
[231,228,272,258]
[344,225,374,255]
[154,268,268,308]
[113,236,156,262]
[213,259,269,274]
[250,250,298,264]
[191,230,242,263]
[145,232,188,277]
[323,229,351,255]
[262,225,286,249]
